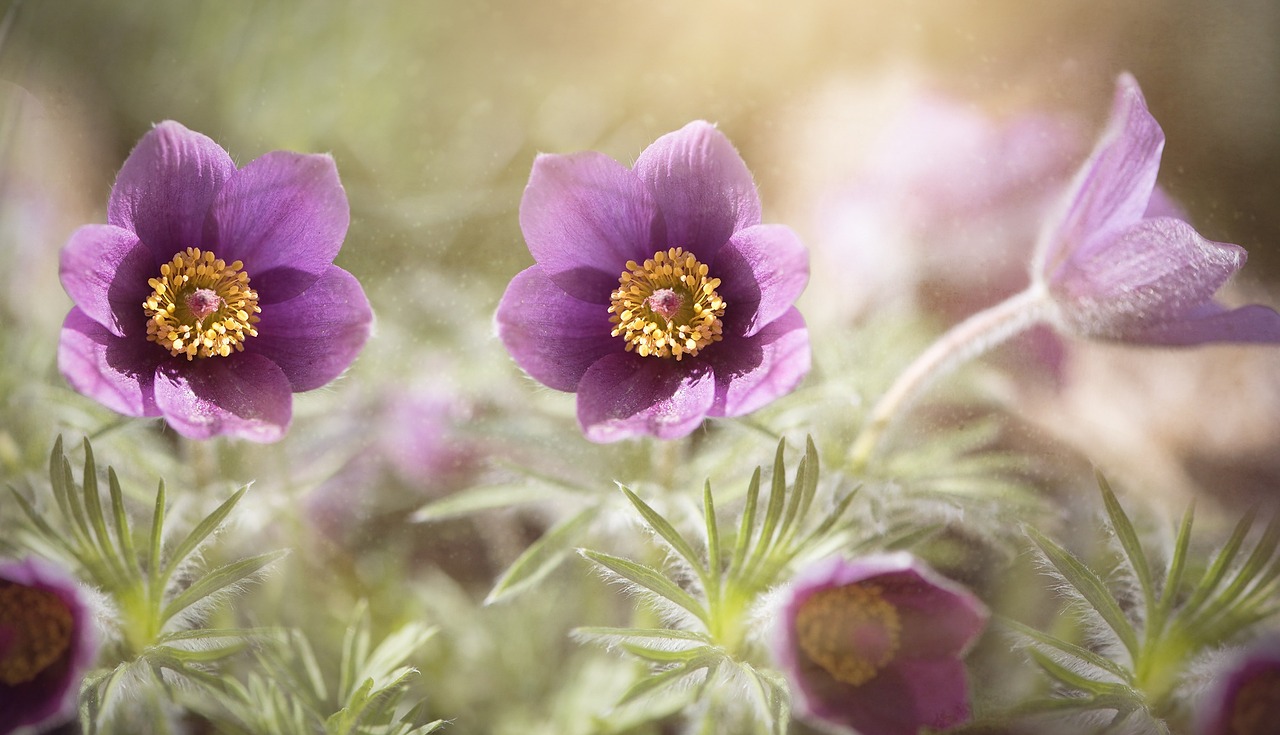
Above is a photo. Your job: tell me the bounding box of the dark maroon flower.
[59,121,373,442]
[771,553,988,735]
[496,121,810,442]
[0,557,100,735]
[1034,74,1280,346]
[1197,637,1280,735]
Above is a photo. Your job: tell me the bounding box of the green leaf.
[1096,472,1154,616]
[409,482,565,522]
[160,549,288,624]
[1001,618,1132,683]
[107,467,140,574]
[1157,502,1195,623]
[1181,507,1256,619]
[619,485,709,591]
[1027,526,1141,660]
[616,658,716,707]
[703,481,722,609]
[159,484,249,590]
[727,467,761,582]
[80,438,128,585]
[1027,649,1139,700]
[580,549,709,626]
[485,504,598,604]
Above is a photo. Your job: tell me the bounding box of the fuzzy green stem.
[848,284,1052,472]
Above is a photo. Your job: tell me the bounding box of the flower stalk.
[848,284,1051,472]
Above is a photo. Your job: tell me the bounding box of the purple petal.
[1037,73,1163,276]
[575,353,714,442]
[107,121,235,260]
[713,224,808,338]
[59,225,155,337]
[878,569,990,659]
[519,151,665,303]
[207,151,349,304]
[154,353,293,442]
[1049,218,1246,338]
[245,266,373,392]
[839,658,973,735]
[1118,302,1280,346]
[708,308,809,417]
[58,308,161,417]
[633,121,761,261]
[495,265,620,392]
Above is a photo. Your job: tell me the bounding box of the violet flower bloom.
[0,557,100,735]
[59,121,373,442]
[771,553,988,735]
[1034,73,1280,346]
[496,121,810,442]
[1197,637,1280,735]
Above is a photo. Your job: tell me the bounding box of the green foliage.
[573,437,885,734]
[1009,472,1280,731]
[196,602,442,735]
[8,436,287,732]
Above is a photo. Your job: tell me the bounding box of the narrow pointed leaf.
[1028,526,1141,659]
[485,504,598,604]
[161,549,288,623]
[1097,472,1153,614]
[107,467,139,573]
[160,485,249,588]
[580,549,709,626]
[620,485,709,590]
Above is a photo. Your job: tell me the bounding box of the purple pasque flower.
[58,121,373,442]
[1197,637,1280,735]
[1,557,100,735]
[1034,73,1280,346]
[496,121,810,442]
[771,552,988,735]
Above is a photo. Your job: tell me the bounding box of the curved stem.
[848,284,1052,472]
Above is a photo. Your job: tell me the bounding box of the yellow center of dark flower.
[608,247,726,361]
[143,247,261,360]
[1230,668,1280,735]
[795,583,902,687]
[0,581,75,685]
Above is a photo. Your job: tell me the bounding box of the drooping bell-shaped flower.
[1034,73,1280,346]
[771,553,988,735]
[0,557,100,735]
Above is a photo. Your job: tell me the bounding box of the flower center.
[795,583,902,687]
[608,247,726,361]
[143,247,261,360]
[0,581,75,685]
[1231,668,1280,735]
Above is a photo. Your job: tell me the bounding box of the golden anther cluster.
[0,581,74,685]
[795,583,902,687]
[608,247,726,360]
[143,247,261,360]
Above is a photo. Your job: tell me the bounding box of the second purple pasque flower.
[59,121,373,442]
[497,121,810,442]
[1034,73,1280,346]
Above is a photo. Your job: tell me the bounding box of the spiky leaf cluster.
[7,436,286,732]
[1010,473,1280,731]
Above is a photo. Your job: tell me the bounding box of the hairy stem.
[848,284,1053,472]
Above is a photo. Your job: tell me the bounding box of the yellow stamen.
[795,583,902,687]
[143,247,261,360]
[607,247,725,361]
[0,581,75,685]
